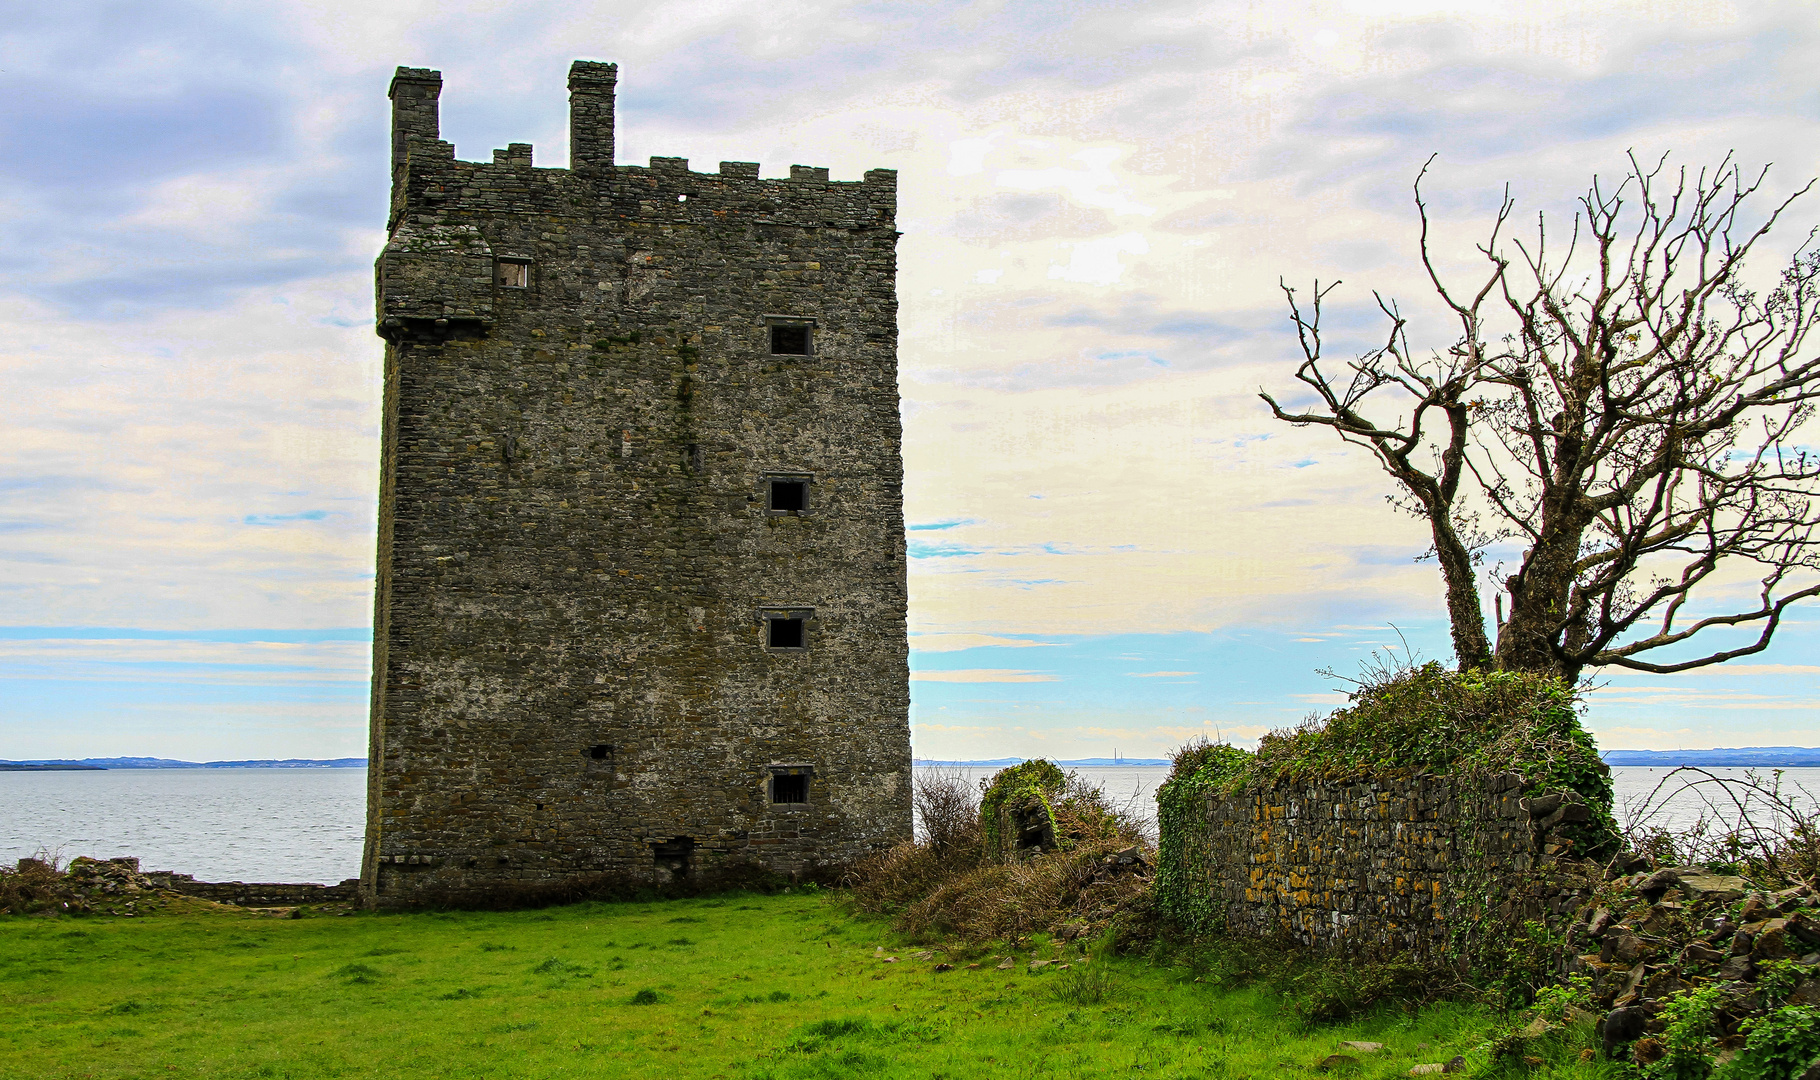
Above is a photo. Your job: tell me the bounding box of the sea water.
[3,765,1815,885]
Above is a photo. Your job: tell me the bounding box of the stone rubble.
[1562,863,1819,1063]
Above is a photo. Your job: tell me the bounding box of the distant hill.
[1601,747,1820,768]
[0,762,105,771]
[0,757,367,770]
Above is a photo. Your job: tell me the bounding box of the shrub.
[1252,663,1616,851]
[847,771,985,917]
[848,764,1152,944]
[1729,1006,1820,1080]
[1641,984,1726,1080]
[0,852,68,915]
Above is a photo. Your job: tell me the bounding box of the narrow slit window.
[495,259,530,288]
[769,324,811,355]
[767,617,805,649]
[770,773,808,804]
[768,478,808,513]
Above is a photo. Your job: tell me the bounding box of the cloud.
[1048,232,1149,285]
[1675,664,1820,677]
[911,669,1060,683]
[910,634,1062,653]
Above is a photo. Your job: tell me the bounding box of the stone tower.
[362,62,910,908]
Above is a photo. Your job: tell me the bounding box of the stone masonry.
[1170,771,1599,962]
[363,62,911,907]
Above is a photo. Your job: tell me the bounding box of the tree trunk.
[1430,514,1493,671]
[1494,515,1590,680]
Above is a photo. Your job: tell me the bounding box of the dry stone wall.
[148,872,361,908]
[1167,770,1600,962]
[363,63,911,908]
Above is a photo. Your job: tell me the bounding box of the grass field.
[1,890,1610,1079]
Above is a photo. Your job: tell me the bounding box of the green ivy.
[1244,663,1619,860]
[978,760,1066,856]
[1153,742,1251,933]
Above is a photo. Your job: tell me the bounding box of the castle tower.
[362,62,910,907]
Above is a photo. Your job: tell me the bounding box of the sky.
[3,0,1819,762]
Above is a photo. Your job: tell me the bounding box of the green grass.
[0,891,1614,1079]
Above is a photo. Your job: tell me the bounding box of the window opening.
[767,617,805,649]
[652,836,694,879]
[495,259,530,288]
[771,773,808,804]
[768,478,808,513]
[587,744,612,761]
[769,324,810,355]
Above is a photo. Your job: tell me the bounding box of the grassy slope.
[2,891,1599,1080]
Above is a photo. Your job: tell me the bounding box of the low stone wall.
[144,870,360,908]
[1161,769,1601,962]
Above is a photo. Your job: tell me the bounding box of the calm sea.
[3,765,1815,885]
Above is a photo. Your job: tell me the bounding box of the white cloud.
[910,669,1059,683]
[1047,232,1150,285]
[910,634,1062,653]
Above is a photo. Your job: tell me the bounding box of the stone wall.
[147,871,361,908]
[1163,770,1600,962]
[363,62,911,908]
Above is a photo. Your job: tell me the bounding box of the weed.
[1731,1006,1820,1080]
[332,963,381,984]
[478,942,512,952]
[1760,960,1811,1007]
[787,1016,876,1052]
[1529,974,1595,1020]
[529,956,590,977]
[1052,963,1117,1005]
[1641,985,1726,1080]
[630,988,661,1005]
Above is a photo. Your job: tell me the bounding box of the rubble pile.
[0,856,171,916]
[1565,862,1820,1065]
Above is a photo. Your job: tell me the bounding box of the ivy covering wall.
[1154,664,1618,962]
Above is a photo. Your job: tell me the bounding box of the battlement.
[387,63,896,211]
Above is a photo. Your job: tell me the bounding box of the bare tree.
[1261,154,1820,681]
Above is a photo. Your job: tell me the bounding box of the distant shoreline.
[0,757,367,771]
[915,748,1820,770]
